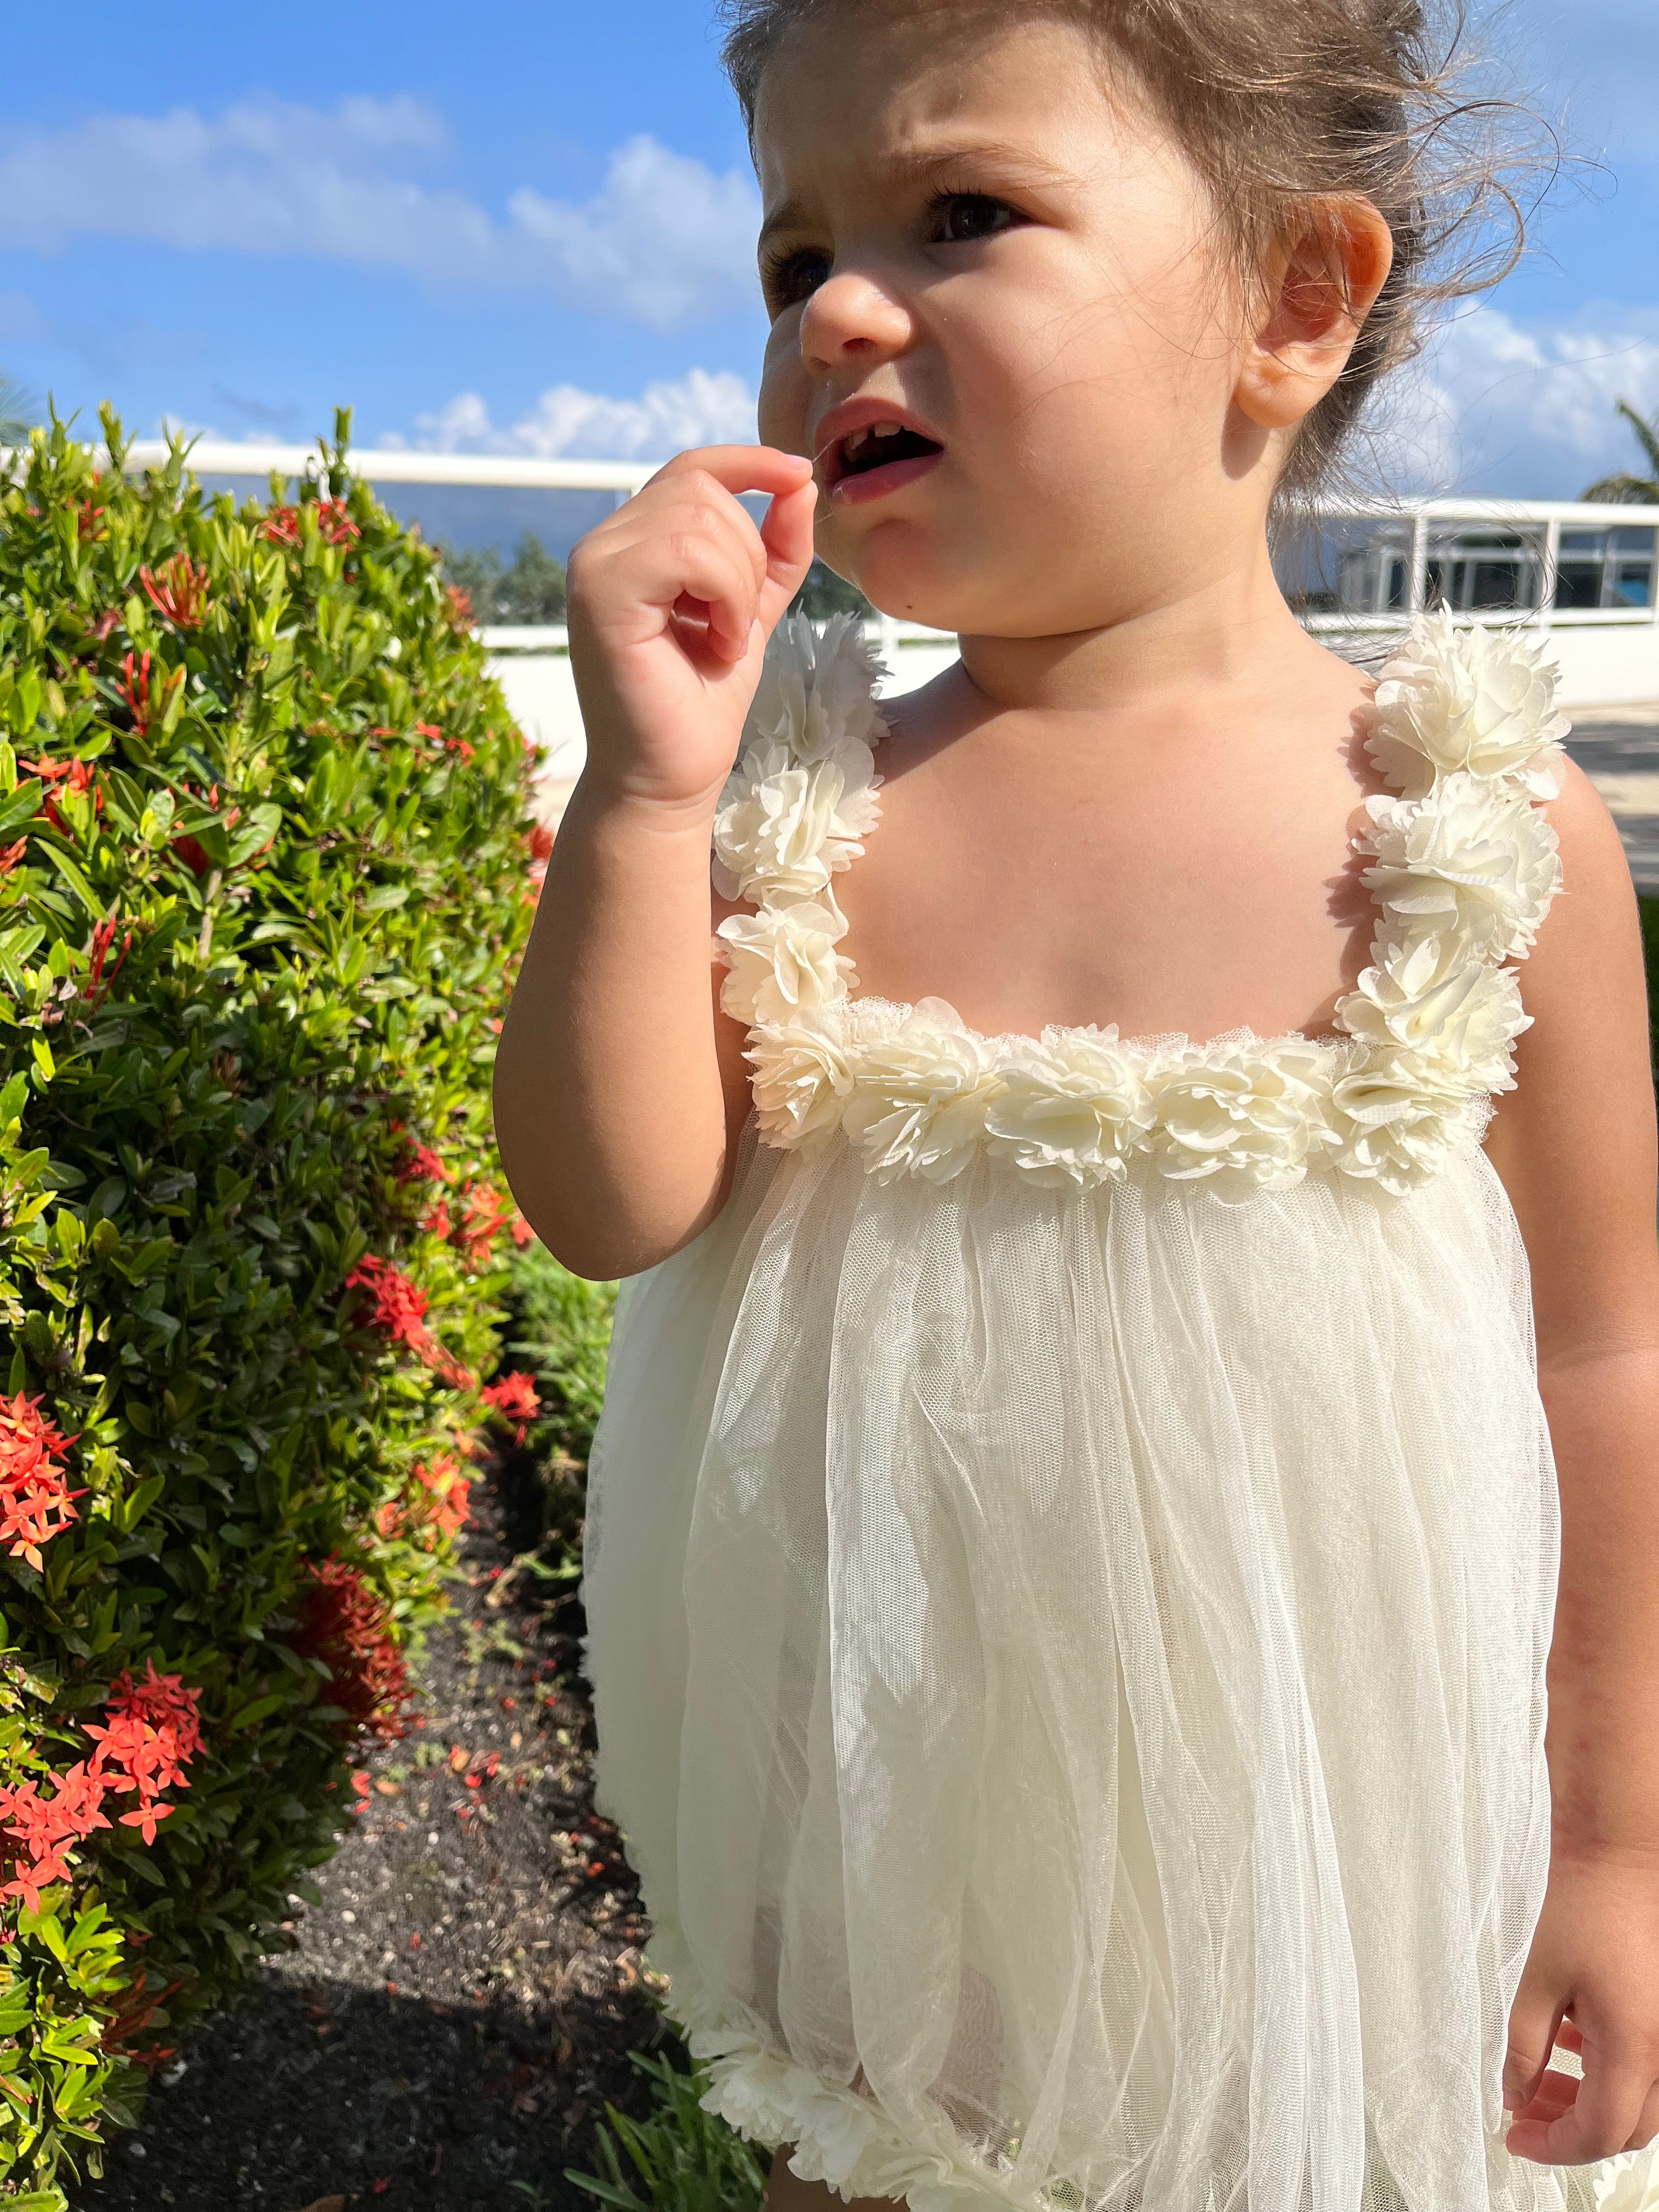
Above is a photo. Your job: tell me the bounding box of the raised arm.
[492,446,816,1280]
[1483,760,1659,2165]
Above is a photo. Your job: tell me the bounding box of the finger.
[755,476,821,633]
[1503,1985,1567,2115]
[1624,2074,1659,2153]
[1511,2041,1653,2166]
[648,444,816,503]
[648,531,761,660]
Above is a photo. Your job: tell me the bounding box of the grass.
[563,2052,769,2212]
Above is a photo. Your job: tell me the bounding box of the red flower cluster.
[344,1255,476,1391]
[86,915,134,1013]
[0,1666,202,1913]
[374,1452,473,1548]
[395,1138,450,1189]
[481,1373,540,1447]
[528,822,555,863]
[118,650,185,740]
[414,721,475,767]
[293,1559,413,1743]
[0,1394,85,1572]
[139,552,211,629]
[85,1664,206,1845]
[0,839,23,875]
[262,499,361,549]
[23,753,102,838]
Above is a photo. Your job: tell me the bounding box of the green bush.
[0,408,541,2201]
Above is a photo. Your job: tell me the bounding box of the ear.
[1234,198,1395,432]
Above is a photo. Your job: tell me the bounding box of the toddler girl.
[494,3,1659,2208]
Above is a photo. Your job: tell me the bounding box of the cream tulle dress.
[580,612,1653,2212]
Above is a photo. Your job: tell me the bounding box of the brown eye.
[931,192,1020,244]
[764,246,832,312]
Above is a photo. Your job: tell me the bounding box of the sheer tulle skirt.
[581,1119,1597,2212]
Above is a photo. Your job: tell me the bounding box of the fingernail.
[1503,2088,1519,2111]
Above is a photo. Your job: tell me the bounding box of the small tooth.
[874,421,902,437]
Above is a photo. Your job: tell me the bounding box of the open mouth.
[838,422,942,477]
[823,419,945,504]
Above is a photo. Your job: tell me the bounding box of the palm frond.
[0,373,38,451]
[1580,469,1659,504]
[1616,398,1659,479]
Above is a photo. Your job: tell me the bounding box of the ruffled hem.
[646,1922,1659,2212]
[648,1923,1081,2212]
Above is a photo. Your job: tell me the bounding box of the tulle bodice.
[578,617,1652,2212]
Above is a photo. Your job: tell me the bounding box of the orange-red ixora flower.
[481,1372,540,1447]
[395,1139,451,1188]
[528,822,555,863]
[291,1558,413,1743]
[0,1665,203,1912]
[0,1393,85,1571]
[0,838,25,875]
[261,498,360,549]
[118,650,184,740]
[139,552,211,629]
[344,1255,477,1391]
[85,916,134,1013]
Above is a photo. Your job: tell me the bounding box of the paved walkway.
[1566,706,1659,894]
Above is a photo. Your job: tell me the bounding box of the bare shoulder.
[1527,754,1642,983]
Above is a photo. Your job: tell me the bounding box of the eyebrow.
[756,139,1077,254]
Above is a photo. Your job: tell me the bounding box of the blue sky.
[1,0,1656,504]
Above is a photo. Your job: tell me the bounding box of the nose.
[798,267,912,376]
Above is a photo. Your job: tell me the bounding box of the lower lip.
[827,449,943,507]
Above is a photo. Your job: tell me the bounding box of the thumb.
[1504,1984,1568,2111]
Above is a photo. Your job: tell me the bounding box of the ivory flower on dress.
[747,612,888,764]
[1588,2143,1659,2212]
[1334,938,1529,1093]
[983,1027,1156,1188]
[713,749,881,901]
[841,1001,1006,1185]
[1368,610,1569,800]
[1329,1051,1472,1194]
[1150,1039,1338,1203]
[717,899,857,1026]
[1359,773,1562,961]
[747,1012,860,1151]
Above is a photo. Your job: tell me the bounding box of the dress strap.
[710,613,887,1028]
[1326,610,1568,1177]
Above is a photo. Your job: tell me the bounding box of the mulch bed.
[77,1446,684,2212]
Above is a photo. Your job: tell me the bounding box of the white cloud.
[1353,304,1659,499]
[0,99,760,330]
[397,369,758,460]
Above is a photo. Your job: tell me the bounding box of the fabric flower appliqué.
[717,899,857,1027]
[1366,608,1569,800]
[1357,773,1561,963]
[1149,1040,1339,1204]
[983,1027,1156,1190]
[841,1004,1006,1186]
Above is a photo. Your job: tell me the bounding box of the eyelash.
[760,187,1023,313]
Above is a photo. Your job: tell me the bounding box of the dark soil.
[77,1446,684,2212]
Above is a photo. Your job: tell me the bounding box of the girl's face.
[753,8,1282,638]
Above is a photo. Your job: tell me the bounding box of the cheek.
[757,326,810,453]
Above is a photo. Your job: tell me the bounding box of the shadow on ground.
[77,1444,682,2212]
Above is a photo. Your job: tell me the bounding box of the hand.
[1503,1840,1659,2163]
[564,444,817,811]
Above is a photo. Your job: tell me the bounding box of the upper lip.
[810,397,945,488]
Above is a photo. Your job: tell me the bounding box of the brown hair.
[718,0,1551,517]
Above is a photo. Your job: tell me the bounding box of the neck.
[952,533,1320,717]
